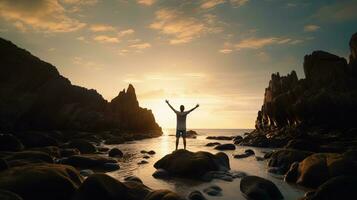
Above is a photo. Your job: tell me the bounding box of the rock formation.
[0,37,161,135]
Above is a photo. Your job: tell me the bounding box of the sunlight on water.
[107,129,305,200]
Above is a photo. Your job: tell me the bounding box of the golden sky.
[0,0,356,128]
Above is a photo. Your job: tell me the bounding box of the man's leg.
[182,130,186,150]
[175,130,179,150]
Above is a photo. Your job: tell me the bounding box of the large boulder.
[4,151,54,167]
[284,139,320,152]
[108,148,123,158]
[186,130,198,139]
[60,155,119,171]
[268,149,312,174]
[285,153,356,188]
[153,150,230,179]
[67,139,97,154]
[304,176,357,200]
[240,176,283,200]
[0,164,82,200]
[0,134,24,152]
[30,146,61,158]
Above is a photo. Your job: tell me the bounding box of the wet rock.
[60,148,80,157]
[154,150,230,179]
[205,142,221,147]
[124,175,143,183]
[80,169,94,177]
[214,144,236,150]
[285,153,356,188]
[138,160,148,165]
[152,169,170,179]
[304,176,357,200]
[147,150,156,155]
[67,139,97,154]
[231,170,248,178]
[0,134,24,151]
[186,130,198,139]
[203,185,222,196]
[0,190,23,200]
[240,176,283,200]
[0,163,82,200]
[143,155,150,159]
[188,191,206,200]
[233,136,243,144]
[60,155,119,171]
[284,139,320,152]
[97,146,110,152]
[234,149,255,159]
[268,149,312,174]
[140,150,148,154]
[108,148,123,158]
[206,136,234,140]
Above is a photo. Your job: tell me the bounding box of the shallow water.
[107,129,305,200]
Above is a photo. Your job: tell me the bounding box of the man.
[165,100,199,150]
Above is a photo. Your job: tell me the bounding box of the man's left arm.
[187,104,199,113]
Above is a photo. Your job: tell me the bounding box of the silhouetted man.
[165,100,199,150]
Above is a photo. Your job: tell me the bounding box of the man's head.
[180,105,185,112]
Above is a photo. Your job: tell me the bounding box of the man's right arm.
[165,100,178,113]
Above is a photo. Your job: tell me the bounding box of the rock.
[0,190,23,200]
[255,156,265,161]
[60,148,80,157]
[284,139,320,152]
[104,137,125,145]
[147,150,156,155]
[188,190,206,200]
[140,150,148,154]
[305,176,357,200]
[154,150,230,179]
[186,130,198,138]
[124,175,143,183]
[108,148,123,158]
[240,176,283,200]
[30,146,61,158]
[203,185,222,196]
[214,143,236,150]
[16,131,59,148]
[67,139,97,154]
[206,136,234,140]
[80,169,94,177]
[145,189,182,200]
[138,160,148,165]
[103,163,120,171]
[0,134,24,151]
[143,155,150,159]
[233,136,243,144]
[268,149,312,174]
[152,169,170,179]
[97,146,110,152]
[60,155,119,171]
[4,151,54,167]
[0,163,82,200]
[205,142,221,147]
[285,153,356,188]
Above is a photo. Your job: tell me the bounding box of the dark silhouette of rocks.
[0,37,162,136]
[241,32,357,151]
[240,175,283,200]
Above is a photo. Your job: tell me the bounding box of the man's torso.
[176,112,188,131]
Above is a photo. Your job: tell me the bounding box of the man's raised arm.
[187,104,199,113]
[165,100,178,113]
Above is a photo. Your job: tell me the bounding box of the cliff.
[0,37,162,134]
[241,32,357,150]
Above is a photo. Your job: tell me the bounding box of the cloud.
[93,35,120,43]
[118,29,135,37]
[304,24,320,32]
[137,0,156,6]
[150,8,222,44]
[230,0,249,7]
[72,56,103,70]
[200,0,225,9]
[90,24,115,32]
[234,36,302,50]
[129,42,151,49]
[0,0,86,33]
[219,49,233,54]
[314,1,357,22]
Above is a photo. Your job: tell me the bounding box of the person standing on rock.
[165,100,199,150]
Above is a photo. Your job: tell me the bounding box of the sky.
[0,0,356,129]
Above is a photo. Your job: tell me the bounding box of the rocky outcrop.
[243,33,357,149]
[0,37,161,136]
[153,150,230,179]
